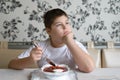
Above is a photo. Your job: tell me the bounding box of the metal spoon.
[32,41,56,66]
[46,58,56,66]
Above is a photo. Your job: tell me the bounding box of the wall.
[0,0,120,43]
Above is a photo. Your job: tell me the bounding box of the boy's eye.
[55,23,62,27]
[66,22,69,24]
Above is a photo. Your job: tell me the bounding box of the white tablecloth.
[0,68,120,80]
[77,68,120,80]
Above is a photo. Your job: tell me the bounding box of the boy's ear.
[46,28,51,34]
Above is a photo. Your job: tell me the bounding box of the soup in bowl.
[42,64,68,72]
[41,64,71,80]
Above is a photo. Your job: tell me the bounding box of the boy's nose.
[63,25,67,29]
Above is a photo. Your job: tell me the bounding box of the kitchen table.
[0,68,120,80]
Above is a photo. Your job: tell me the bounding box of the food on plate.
[43,65,68,72]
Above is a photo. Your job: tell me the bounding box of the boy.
[8,8,95,73]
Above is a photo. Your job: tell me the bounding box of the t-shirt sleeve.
[17,40,47,59]
[75,41,89,54]
[18,46,33,59]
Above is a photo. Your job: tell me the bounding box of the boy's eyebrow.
[53,19,69,24]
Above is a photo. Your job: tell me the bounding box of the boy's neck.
[50,39,65,48]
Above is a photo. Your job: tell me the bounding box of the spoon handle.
[46,58,56,66]
[32,41,56,66]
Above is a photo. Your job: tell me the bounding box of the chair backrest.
[87,41,101,68]
[0,49,25,68]
[0,41,37,68]
[107,41,114,48]
[87,41,94,48]
[102,48,120,68]
[0,41,8,49]
[87,48,101,68]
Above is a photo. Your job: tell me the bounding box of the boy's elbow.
[78,64,95,73]
[85,66,95,73]
[8,60,13,69]
[8,59,23,70]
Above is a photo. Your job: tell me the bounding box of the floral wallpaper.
[0,0,120,43]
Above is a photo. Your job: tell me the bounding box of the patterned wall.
[0,0,120,43]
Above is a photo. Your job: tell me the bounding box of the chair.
[87,41,101,68]
[0,41,37,68]
[107,41,114,48]
[102,48,120,68]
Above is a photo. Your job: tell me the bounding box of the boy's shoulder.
[38,38,50,47]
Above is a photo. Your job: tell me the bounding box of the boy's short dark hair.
[43,8,68,28]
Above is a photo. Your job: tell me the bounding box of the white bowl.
[41,64,70,79]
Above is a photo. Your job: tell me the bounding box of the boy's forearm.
[66,39,95,72]
[8,57,36,70]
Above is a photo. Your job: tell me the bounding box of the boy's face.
[46,15,72,42]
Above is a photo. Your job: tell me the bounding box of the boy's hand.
[62,30,74,44]
[30,47,43,63]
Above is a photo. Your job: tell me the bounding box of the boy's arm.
[63,31,95,73]
[8,46,43,70]
[8,56,36,70]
